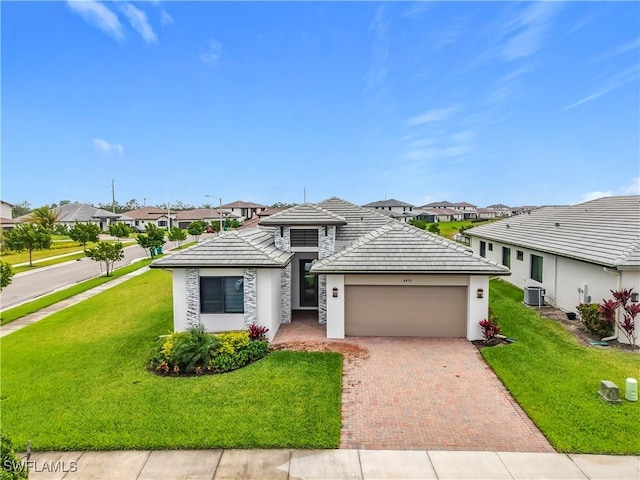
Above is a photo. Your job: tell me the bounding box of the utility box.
[524,286,545,306]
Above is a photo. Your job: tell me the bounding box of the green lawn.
[437,219,496,238]
[0,270,343,450]
[485,279,640,454]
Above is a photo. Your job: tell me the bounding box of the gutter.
[601,267,621,342]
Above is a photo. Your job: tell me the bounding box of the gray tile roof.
[466,195,640,268]
[50,203,121,222]
[317,197,394,244]
[221,200,268,208]
[363,199,414,208]
[259,203,347,226]
[151,228,293,268]
[311,222,510,275]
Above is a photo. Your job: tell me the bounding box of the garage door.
[345,285,467,337]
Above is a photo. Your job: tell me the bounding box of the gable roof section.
[466,195,640,268]
[259,203,347,226]
[50,203,120,222]
[317,197,394,243]
[123,207,168,220]
[221,200,267,209]
[151,228,293,268]
[363,199,414,208]
[311,222,509,275]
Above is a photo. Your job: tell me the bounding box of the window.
[517,250,524,261]
[290,229,319,247]
[530,255,543,283]
[479,241,486,257]
[200,277,244,314]
[502,247,511,268]
[488,243,493,251]
[158,220,167,227]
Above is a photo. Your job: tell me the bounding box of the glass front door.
[300,259,318,307]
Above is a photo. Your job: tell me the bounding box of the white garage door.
[345,285,467,337]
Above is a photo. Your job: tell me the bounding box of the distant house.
[239,208,287,229]
[363,199,416,223]
[466,195,640,345]
[220,201,267,222]
[16,202,125,231]
[486,204,512,217]
[123,207,174,231]
[476,208,497,219]
[151,197,508,341]
[174,209,239,230]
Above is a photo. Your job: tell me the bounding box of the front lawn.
[485,279,640,454]
[0,270,343,450]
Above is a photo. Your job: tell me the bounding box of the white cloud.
[621,177,640,195]
[121,3,157,44]
[363,6,389,95]
[580,190,613,202]
[67,1,124,42]
[160,9,173,26]
[93,138,124,155]
[200,39,222,66]
[564,66,638,110]
[406,108,456,127]
[500,2,563,61]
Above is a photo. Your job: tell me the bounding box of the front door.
[300,259,318,307]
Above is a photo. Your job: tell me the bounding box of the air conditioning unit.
[524,286,545,306]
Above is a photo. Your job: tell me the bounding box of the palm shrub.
[172,325,219,373]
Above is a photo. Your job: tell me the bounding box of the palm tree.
[28,206,60,231]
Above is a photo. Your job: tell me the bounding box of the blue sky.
[2,1,639,209]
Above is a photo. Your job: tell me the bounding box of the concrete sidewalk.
[23,449,640,479]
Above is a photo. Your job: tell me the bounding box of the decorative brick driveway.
[274,315,554,453]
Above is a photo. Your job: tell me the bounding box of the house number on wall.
[403,279,412,284]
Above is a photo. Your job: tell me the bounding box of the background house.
[220,201,267,222]
[0,200,16,230]
[362,199,417,223]
[123,207,174,231]
[174,209,239,229]
[466,195,640,344]
[15,202,125,231]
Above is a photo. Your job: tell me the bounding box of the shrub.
[215,331,250,355]
[479,318,501,342]
[1,429,28,480]
[427,223,440,234]
[599,288,639,349]
[577,303,613,337]
[248,323,269,341]
[246,340,270,362]
[172,325,219,372]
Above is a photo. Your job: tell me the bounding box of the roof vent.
[555,222,560,227]
[506,224,510,228]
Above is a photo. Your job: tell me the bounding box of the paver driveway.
[274,316,554,453]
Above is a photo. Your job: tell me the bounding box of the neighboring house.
[16,202,123,230]
[151,197,509,341]
[486,204,512,217]
[422,201,477,220]
[476,208,498,219]
[0,200,16,230]
[123,207,175,230]
[220,201,267,222]
[239,208,287,229]
[466,195,640,345]
[362,199,415,223]
[174,209,239,229]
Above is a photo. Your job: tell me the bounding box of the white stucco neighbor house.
[466,195,640,345]
[151,198,509,342]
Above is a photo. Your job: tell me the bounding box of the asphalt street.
[0,244,150,309]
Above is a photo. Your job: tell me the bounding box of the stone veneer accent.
[185,268,200,328]
[317,226,336,324]
[275,226,291,252]
[281,264,292,323]
[243,268,257,326]
[276,226,292,324]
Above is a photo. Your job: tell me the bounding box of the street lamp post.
[205,195,223,234]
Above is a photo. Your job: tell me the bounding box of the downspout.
[601,267,621,342]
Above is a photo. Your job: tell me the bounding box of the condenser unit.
[524,286,545,306]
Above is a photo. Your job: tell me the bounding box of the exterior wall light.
[631,292,640,303]
[477,288,484,299]
[332,287,339,298]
